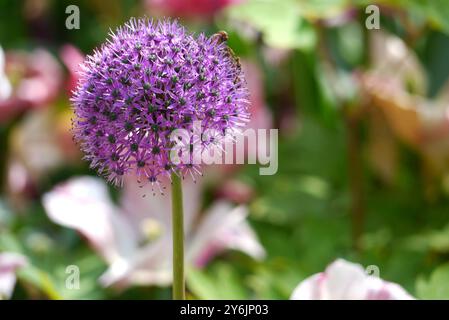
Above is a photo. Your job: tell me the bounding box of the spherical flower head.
[72,18,249,189]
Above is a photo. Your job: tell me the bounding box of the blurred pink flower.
[357,31,449,185]
[319,8,358,27]
[147,0,242,18]
[0,46,12,101]
[209,60,272,178]
[8,107,80,199]
[59,44,84,95]
[0,252,27,299]
[0,48,62,123]
[290,259,414,300]
[242,61,272,131]
[215,179,255,204]
[42,176,265,288]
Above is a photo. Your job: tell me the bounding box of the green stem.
[171,172,185,300]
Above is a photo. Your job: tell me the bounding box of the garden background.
[1,0,449,299]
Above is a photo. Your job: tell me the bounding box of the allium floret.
[72,18,249,190]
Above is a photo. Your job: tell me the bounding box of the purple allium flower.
[72,18,249,190]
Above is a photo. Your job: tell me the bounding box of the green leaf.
[407,224,449,253]
[225,0,317,50]
[405,0,449,33]
[416,264,449,299]
[18,266,63,300]
[249,262,303,299]
[187,263,249,299]
[297,0,351,20]
[356,0,449,34]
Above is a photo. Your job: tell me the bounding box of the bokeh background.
[1,0,449,299]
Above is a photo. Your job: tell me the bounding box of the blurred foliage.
[1,0,449,300]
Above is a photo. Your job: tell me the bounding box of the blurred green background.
[1,0,449,300]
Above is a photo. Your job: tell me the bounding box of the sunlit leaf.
[226,0,317,50]
[187,263,249,299]
[416,264,449,299]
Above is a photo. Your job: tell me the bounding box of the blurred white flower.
[357,31,449,186]
[42,177,138,264]
[12,110,65,177]
[42,176,265,288]
[0,252,27,299]
[0,46,12,101]
[7,108,79,206]
[290,259,414,300]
